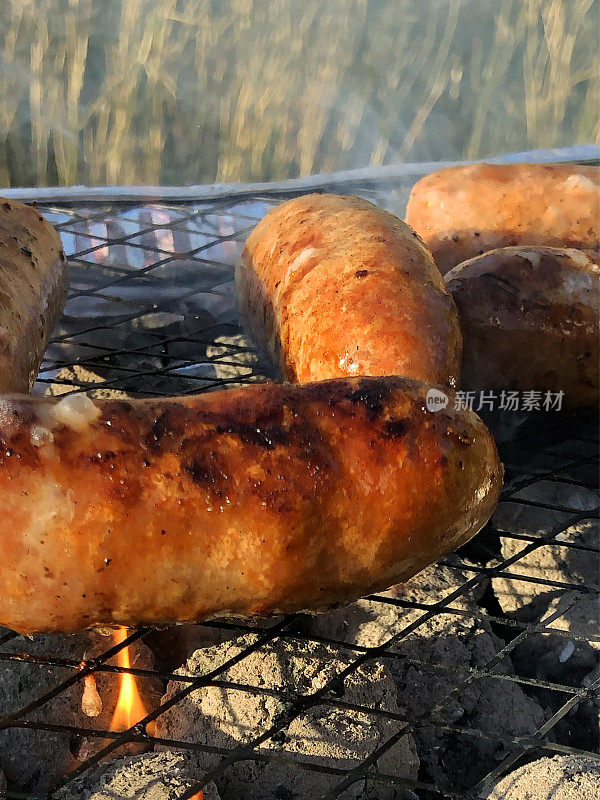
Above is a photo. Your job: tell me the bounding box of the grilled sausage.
[405,163,600,274]
[0,198,68,391]
[236,194,462,386]
[445,247,599,411]
[0,376,501,634]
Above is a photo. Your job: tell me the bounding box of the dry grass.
[0,0,598,187]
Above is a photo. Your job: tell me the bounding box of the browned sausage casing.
[0,197,68,391]
[0,377,501,634]
[236,194,462,386]
[405,163,600,274]
[446,247,599,410]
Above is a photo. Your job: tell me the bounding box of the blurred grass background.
[0,0,598,187]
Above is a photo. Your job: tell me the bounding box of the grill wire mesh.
[0,175,598,800]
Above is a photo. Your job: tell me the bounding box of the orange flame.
[109,627,150,732]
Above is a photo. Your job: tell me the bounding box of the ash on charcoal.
[154,634,418,800]
[492,520,599,675]
[492,504,576,543]
[503,592,600,752]
[491,479,598,546]
[492,518,599,751]
[206,333,271,384]
[545,663,600,753]
[144,617,283,674]
[507,591,599,681]
[55,751,220,800]
[298,562,488,648]
[484,754,600,800]
[45,365,130,398]
[0,631,160,793]
[493,519,599,615]
[299,562,545,791]
[389,613,545,792]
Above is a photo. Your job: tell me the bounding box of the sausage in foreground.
[0,377,501,633]
[237,194,462,386]
[405,163,600,274]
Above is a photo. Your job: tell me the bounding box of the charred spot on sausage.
[184,456,230,492]
[383,418,409,438]
[346,378,391,419]
[148,405,191,449]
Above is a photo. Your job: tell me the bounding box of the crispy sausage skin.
[236,194,462,386]
[406,163,600,274]
[0,198,68,391]
[446,247,599,411]
[0,377,501,634]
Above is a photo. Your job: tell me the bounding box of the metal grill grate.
[0,167,598,800]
